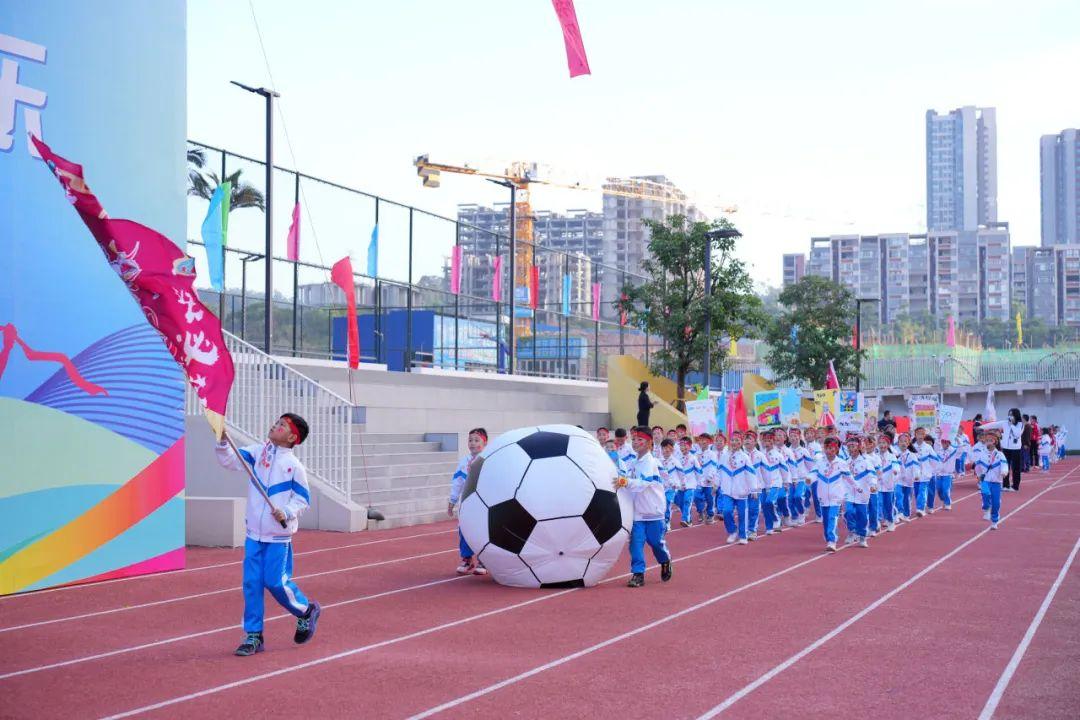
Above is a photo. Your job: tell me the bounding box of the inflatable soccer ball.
[458,424,632,588]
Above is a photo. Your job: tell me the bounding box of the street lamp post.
[231,80,280,355]
[854,297,881,393]
[702,228,742,390]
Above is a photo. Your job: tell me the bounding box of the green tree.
[764,275,863,388]
[617,215,762,411]
[186,147,266,212]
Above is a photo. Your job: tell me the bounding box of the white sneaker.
[738,538,748,545]
[456,560,473,575]
[472,564,488,575]
[726,533,737,544]
[944,505,952,511]
[765,529,774,536]
[990,522,999,530]
[928,507,937,514]
[748,532,757,542]
[916,510,926,517]
[814,516,823,523]
[887,523,896,533]
[844,534,855,545]
[706,517,716,525]
[775,524,785,533]
[826,542,837,552]
[983,510,991,521]
[859,539,869,548]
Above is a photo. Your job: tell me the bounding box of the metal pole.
[240,259,249,340]
[563,253,569,378]
[374,198,381,363]
[508,185,516,375]
[855,299,862,393]
[454,221,460,370]
[291,171,299,356]
[495,231,502,373]
[263,92,274,354]
[619,270,625,354]
[704,238,713,390]
[406,208,414,371]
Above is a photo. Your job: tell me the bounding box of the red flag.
[529,265,540,310]
[331,257,359,370]
[286,202,301,261]
[450,246,462,295]
[32,137,234,438]
[619,292,628,326]
[591,282,601,321]
[825,359,840,390]
[733,390,750,432]
[551,0,591,78]
[946,314,956,348]
[491,256,502,302]
[851,325,858,349]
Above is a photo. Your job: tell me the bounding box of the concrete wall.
[868,381,1080,441]
[282,359,611,448]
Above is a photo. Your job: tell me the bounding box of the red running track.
[2,463,1078,719]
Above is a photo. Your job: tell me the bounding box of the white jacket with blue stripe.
[216,441,311,543]
[624,451,666,521]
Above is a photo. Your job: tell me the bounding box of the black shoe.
[660,561,673,582]
[626,573,645,588]
[234,632,264,656]
[294,601,321,644]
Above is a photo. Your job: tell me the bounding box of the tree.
[764,275,863,388]
[617,215,762,411]
[186,148,266,212]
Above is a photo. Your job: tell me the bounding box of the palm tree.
[186,147,265,212]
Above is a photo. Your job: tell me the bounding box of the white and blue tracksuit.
[216,441,312,633]
[677,450,700,523]
[935,444,961,507]
[875,450,899,526]
[863,453,883,532]
[618,444,637,474]
[806,441,824,517]
[914,441,936,511]
[898,449,918,517]
[814,456,851,544]
[1039,435,1052,471]
[721,449,753,539]
[746,448,766,533]
[759,448,786,532]
[659,453,681,526]
[695,447,719,520]
[843,455,875,540]
[624,451,671,574]
[450,452,480,559]
[978,449,1007,523]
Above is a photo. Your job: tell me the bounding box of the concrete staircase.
[350,430,459,529]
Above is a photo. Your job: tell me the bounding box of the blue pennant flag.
[200,184,227,291]
[367,223,379,277]
[562,274,571,315]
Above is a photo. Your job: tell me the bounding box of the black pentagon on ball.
[516,430,570,460]
[488,498,537,554]
[582,489,623,545]
[540,579,585,589]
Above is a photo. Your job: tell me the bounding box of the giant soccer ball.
[458,424,633,588]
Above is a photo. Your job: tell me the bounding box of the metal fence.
[858,352,1080,391]
[186,140,670,382]
[186,330,354,498]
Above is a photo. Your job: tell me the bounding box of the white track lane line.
[0,549,457,633]
[977,533,1080,720]
[0,529,456,602]
[93,499,879,718]
[401,488,982,719]
[0,576,468,681]
[0,512,719,677]
[695,467,1078,719]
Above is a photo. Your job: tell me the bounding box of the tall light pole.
[702,228,742,390]
[854,296,881,393]
[231,80,280,354]
[488,179,516,374]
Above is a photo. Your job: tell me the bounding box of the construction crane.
[413,155,737,367]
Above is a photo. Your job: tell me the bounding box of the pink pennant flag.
[825,359,840,390]
[946,314,956,348]
[491,256,502,302]
[450,246,462,295]
[32,136,234,439]
[286,202,301,261]
[331,256,359,369]
[591,281,601,321]
[551,0,591,78]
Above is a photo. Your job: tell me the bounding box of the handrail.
[185,330,354,499]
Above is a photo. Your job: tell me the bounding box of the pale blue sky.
[187,0,1080,287]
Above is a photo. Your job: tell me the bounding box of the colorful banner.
[838,390,861,415]
[863,396,881,433]
[200,182,229,291]
[909,394,939,431]
[814,389,838,424]
[754,390,781,429]
[715,392,728,434]
[779,388,802,426]
[1,1,187,594]
[686,398,718,436]
[938,404,964,443]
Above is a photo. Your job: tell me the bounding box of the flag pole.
[223,432,288,528]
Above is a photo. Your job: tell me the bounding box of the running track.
[2,461,1078,719]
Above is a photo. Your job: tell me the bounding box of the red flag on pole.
[32,136,234,439]
[286,202,301,262]
[825,359,840,390]
[450,246,462,294]
[591,282,601,321]
[551,0,591,78]
[946,314,956,348]
[529,265,540,310]
[330,257,359,369]
[733,390,750,432]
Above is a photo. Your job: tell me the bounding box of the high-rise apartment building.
[1040,129,1080,246]
[782,253,805,287]
[926,106,998,231]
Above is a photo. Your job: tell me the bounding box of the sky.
[187,0,1080,288]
